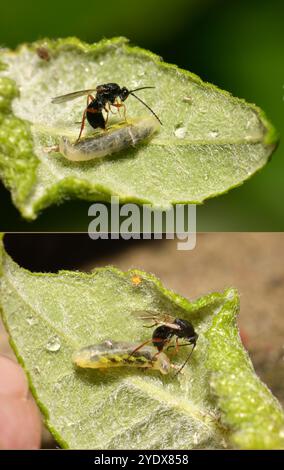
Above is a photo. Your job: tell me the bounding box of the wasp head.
[174,318,198,346]
[119,87,130,101]
[187,332,198,347]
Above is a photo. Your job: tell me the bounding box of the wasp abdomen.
[86,99,106,130]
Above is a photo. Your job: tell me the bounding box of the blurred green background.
[0,0,283,231]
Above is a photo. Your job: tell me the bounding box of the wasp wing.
[51,89,98,104]
[132,310,180,330]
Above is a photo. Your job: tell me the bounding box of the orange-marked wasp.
[52,83,162,142]
[131,311,198,375]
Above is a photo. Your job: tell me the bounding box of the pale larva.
[56,116,159,162]
[72,340,171,375]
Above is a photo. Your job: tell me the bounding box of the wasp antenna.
[174,343,196,377]
[130,86,156,93]
[130,92,162,125]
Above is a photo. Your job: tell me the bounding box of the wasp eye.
[120,87,129,101]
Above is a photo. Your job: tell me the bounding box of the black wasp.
[132,310,198,375]
[52,83,162,142]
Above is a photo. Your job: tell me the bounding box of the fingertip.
[0,395,42,449]
[0,355,29,399]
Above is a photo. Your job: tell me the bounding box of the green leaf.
[0,239,284,449]
[0,37,278,220]
[206,293,284,449]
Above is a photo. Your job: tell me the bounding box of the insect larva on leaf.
[49,117,159,162]
[72,340,172,375]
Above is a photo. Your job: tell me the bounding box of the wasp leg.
[129,339,154,356]
[107,103,118,115]
[105,110,110,127]
[88,95,95,103]
[76,108,87,143]
[175,338,179,354]
[112,101,127,121]
[129,337,166,357]
[76,95,96,143]
[170,363,185,375]
[166,338,182,356]
[153,350,162,359]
